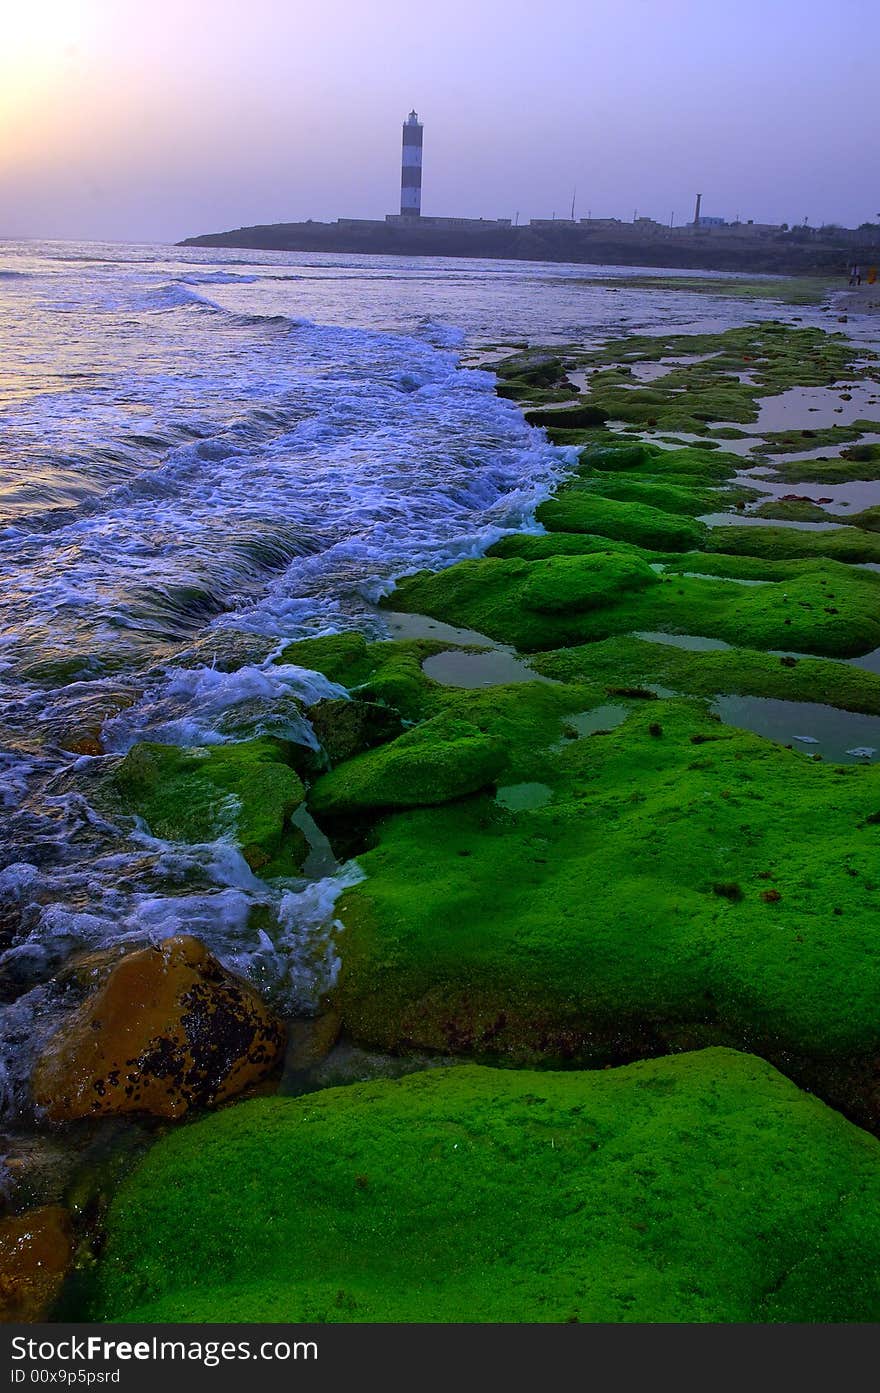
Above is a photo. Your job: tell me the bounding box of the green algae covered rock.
[537,485,707,552]
[309,712,506,817]
[389,554,880,658]
[277,634,435,721]
[520,552,659,614]
[580,442,738,480]
[710,524,880,566]
[86,1050,880,1323]
[334,700,880,1081]
[523,401,608,428]
[585,475,741,517]
[115,738,306,876]
[533,633,880,716]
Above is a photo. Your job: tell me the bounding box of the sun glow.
[2,0,85,62]
[0,1,95,153]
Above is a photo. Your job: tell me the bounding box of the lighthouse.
[400,110,423,217]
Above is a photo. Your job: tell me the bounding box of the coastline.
[7,298,880,1324]
[178,219,879,279]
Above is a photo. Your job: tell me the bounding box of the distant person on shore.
[849,263,863,286]
[869,266,878,285]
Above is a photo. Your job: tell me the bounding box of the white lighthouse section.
[400,109,423,216]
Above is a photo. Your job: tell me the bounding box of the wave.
[144,282,222,312]
[176,271,260,285]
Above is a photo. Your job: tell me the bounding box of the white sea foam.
[101,662,347,751]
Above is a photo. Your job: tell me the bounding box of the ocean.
[0,238,844,1126]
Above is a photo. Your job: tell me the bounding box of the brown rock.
[0,1205,73,1323]
[62,736,104,756]
[32,936,286,1121]
[283,1009,343,1077]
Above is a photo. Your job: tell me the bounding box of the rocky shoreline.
[6,316,880,1323]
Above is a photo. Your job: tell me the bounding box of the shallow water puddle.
[762,433,880,466]
[677,571,770,587]
[750,384,880,434]
[635,630,732,652]
[848,647,880,676]
[712,694,880,762]
[494,782,554,812]
[384,610,511,650]
[564,704,630,736]
[422,648,552,688]
[702,511,843,531]
[732,470,880,513]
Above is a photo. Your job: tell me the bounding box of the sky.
[0,0,876,244]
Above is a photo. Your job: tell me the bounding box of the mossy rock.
[710,524,880,566]
[309,712,507,817]
[537,487,707,552]
[114,738,306,876]
[751,500,837,524]
[524,402,608,428]
[585,475,745,517]
[85,1051,880,1322]
[581,445,741,481]
[520,553,659,614]
[334,700,880,1078]
[489,532,653,563]
[277,634,436,722]
[389,555,880,657]
[532,633,880,716]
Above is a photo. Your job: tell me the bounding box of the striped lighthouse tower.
[400,110,423,217]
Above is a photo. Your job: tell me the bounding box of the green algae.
[277,633,438,721]
[537,486,708,550]
[86,1051,880,1323]
[751,499,836,523]
[306,698,405,766]
[768,456,880,485]
[583,475,752,517]
[524,401,608,428]
[579,441,743,480]
[333,699,880,1072]
[520,551,659,612]
[573,275,837,306]
[389,555,880,657]
[114,738,307,876]
[504,326,874,440]
[308,712,507,818]
[583,377,757,434]
[709,524,880,565]
[489,532,653,562]
[756,424,880,455]
[309,676,595,819]
[531,634,880,717]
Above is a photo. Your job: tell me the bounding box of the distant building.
[529,219,578,229]
[385,214,512,229]
[697,215,726,228]
[400,110,423,217]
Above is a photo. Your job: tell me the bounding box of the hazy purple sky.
[1,0,875,243]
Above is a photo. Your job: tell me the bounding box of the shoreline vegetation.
[7,309,880,1324]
